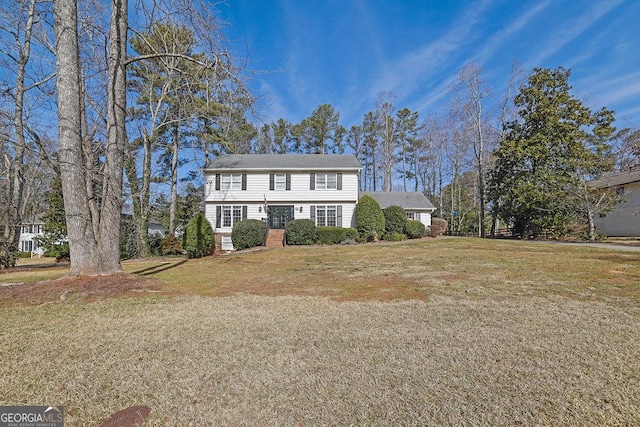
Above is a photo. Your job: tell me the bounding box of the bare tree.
[449,63,491,237]
[0,0,56,248]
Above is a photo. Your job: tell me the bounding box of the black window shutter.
[286,173,291,190]
[242,206,248,220]
[242,174,247,190]
[269,174,275,191]
[310,206,316,223]
[337,173,342,190]
[337,206,343,227]
[215,174,220,191]
[310,173,315,190]
[216,206,221,228]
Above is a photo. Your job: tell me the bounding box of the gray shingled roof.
[362,191,436,211]
[588,169,640,188]
[204,154,361,171]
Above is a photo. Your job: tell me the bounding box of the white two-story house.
[203,154,361,250]
[203,153,437,250]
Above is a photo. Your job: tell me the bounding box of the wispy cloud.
[526,0,624,67]
[468,0,553,65]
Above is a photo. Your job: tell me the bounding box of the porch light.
[258,206,262,213]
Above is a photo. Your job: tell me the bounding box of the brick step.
[266,229,285,248]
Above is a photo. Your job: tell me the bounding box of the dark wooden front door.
[268,205,294,229]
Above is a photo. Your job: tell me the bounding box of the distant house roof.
[203,154,361,171]
[589,168,640,188]
[362,191,436,211]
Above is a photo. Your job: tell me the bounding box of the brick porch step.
[266,229,285,248]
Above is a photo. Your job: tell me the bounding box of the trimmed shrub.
[344,227,359,241]
[382,231,407,241]
[285,219,317,245]
[231,219,267,250]
[404,220,426,239]
[430,217,448,237]
[161,235,184,255]
[316,226,359,245]
[354,195,385,242]
[383,205,407,234]
[184,213,215,258]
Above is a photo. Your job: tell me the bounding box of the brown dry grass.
[0,238,639,425]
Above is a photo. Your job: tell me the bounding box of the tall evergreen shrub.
[184,213,214,258]
[354,195,385,242]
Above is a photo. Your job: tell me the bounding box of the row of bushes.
[354,195,427,242]
[285,219,358,245]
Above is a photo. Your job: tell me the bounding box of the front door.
[268,205,294,229]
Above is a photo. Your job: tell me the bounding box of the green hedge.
[285,219,317,245]
[382,231,407,241]
[316,226,359,245]
[383,205,407,234]
[231,219,267,250]
[184,213,215,258]
[354,195,385,242]
[404,220,426,239]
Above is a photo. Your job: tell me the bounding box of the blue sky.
[218,0,639,130]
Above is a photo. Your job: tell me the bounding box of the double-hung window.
[315,173,337,190]
[222,173,242,191]
[312,205,340,227]
[217,205,247,228]
[311,173,341,190]
[274,173,286,190]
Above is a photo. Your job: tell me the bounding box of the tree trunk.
[168,125,179,236]
[98,0,128,274]
[5,0,37,248]
[124,133,151,258]
[54,0,99,274]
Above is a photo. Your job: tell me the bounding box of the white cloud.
[526,0,625,67]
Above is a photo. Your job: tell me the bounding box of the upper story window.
[275,173,286,190]
[314,173,338,190]
[269,173,291,191]
[214,173,247,191]
[222,173,242,190]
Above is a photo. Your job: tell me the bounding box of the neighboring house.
[361,191,436,229]
[203,154,361,251]
[148,221,166,238]
[18,218,45,255]
[203,154,437,251]
[589,168,640,237]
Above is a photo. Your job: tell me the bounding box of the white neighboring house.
[589,168,640,237]
[361,191,436,229]
[203,154,362,251]
[203,154,438,250]
[18,218,45,256]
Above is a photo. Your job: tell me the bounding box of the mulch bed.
[0,273,167,306]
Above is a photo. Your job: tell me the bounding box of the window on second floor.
[270,173,291,191]
[222,174,242,190]
[311,173,341,190]
[215,173,247,191]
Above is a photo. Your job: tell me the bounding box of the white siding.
[594,181,640,237]
[204,171,359,204]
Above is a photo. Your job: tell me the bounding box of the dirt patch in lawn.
[0,273,169,306]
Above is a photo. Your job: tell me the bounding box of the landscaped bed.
[1,238,639,425]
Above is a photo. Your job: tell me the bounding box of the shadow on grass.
[131,259,188,276]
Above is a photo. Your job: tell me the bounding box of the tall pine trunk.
[169,125,180,236]
[98,0,128,273]
[54,0,99,274]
